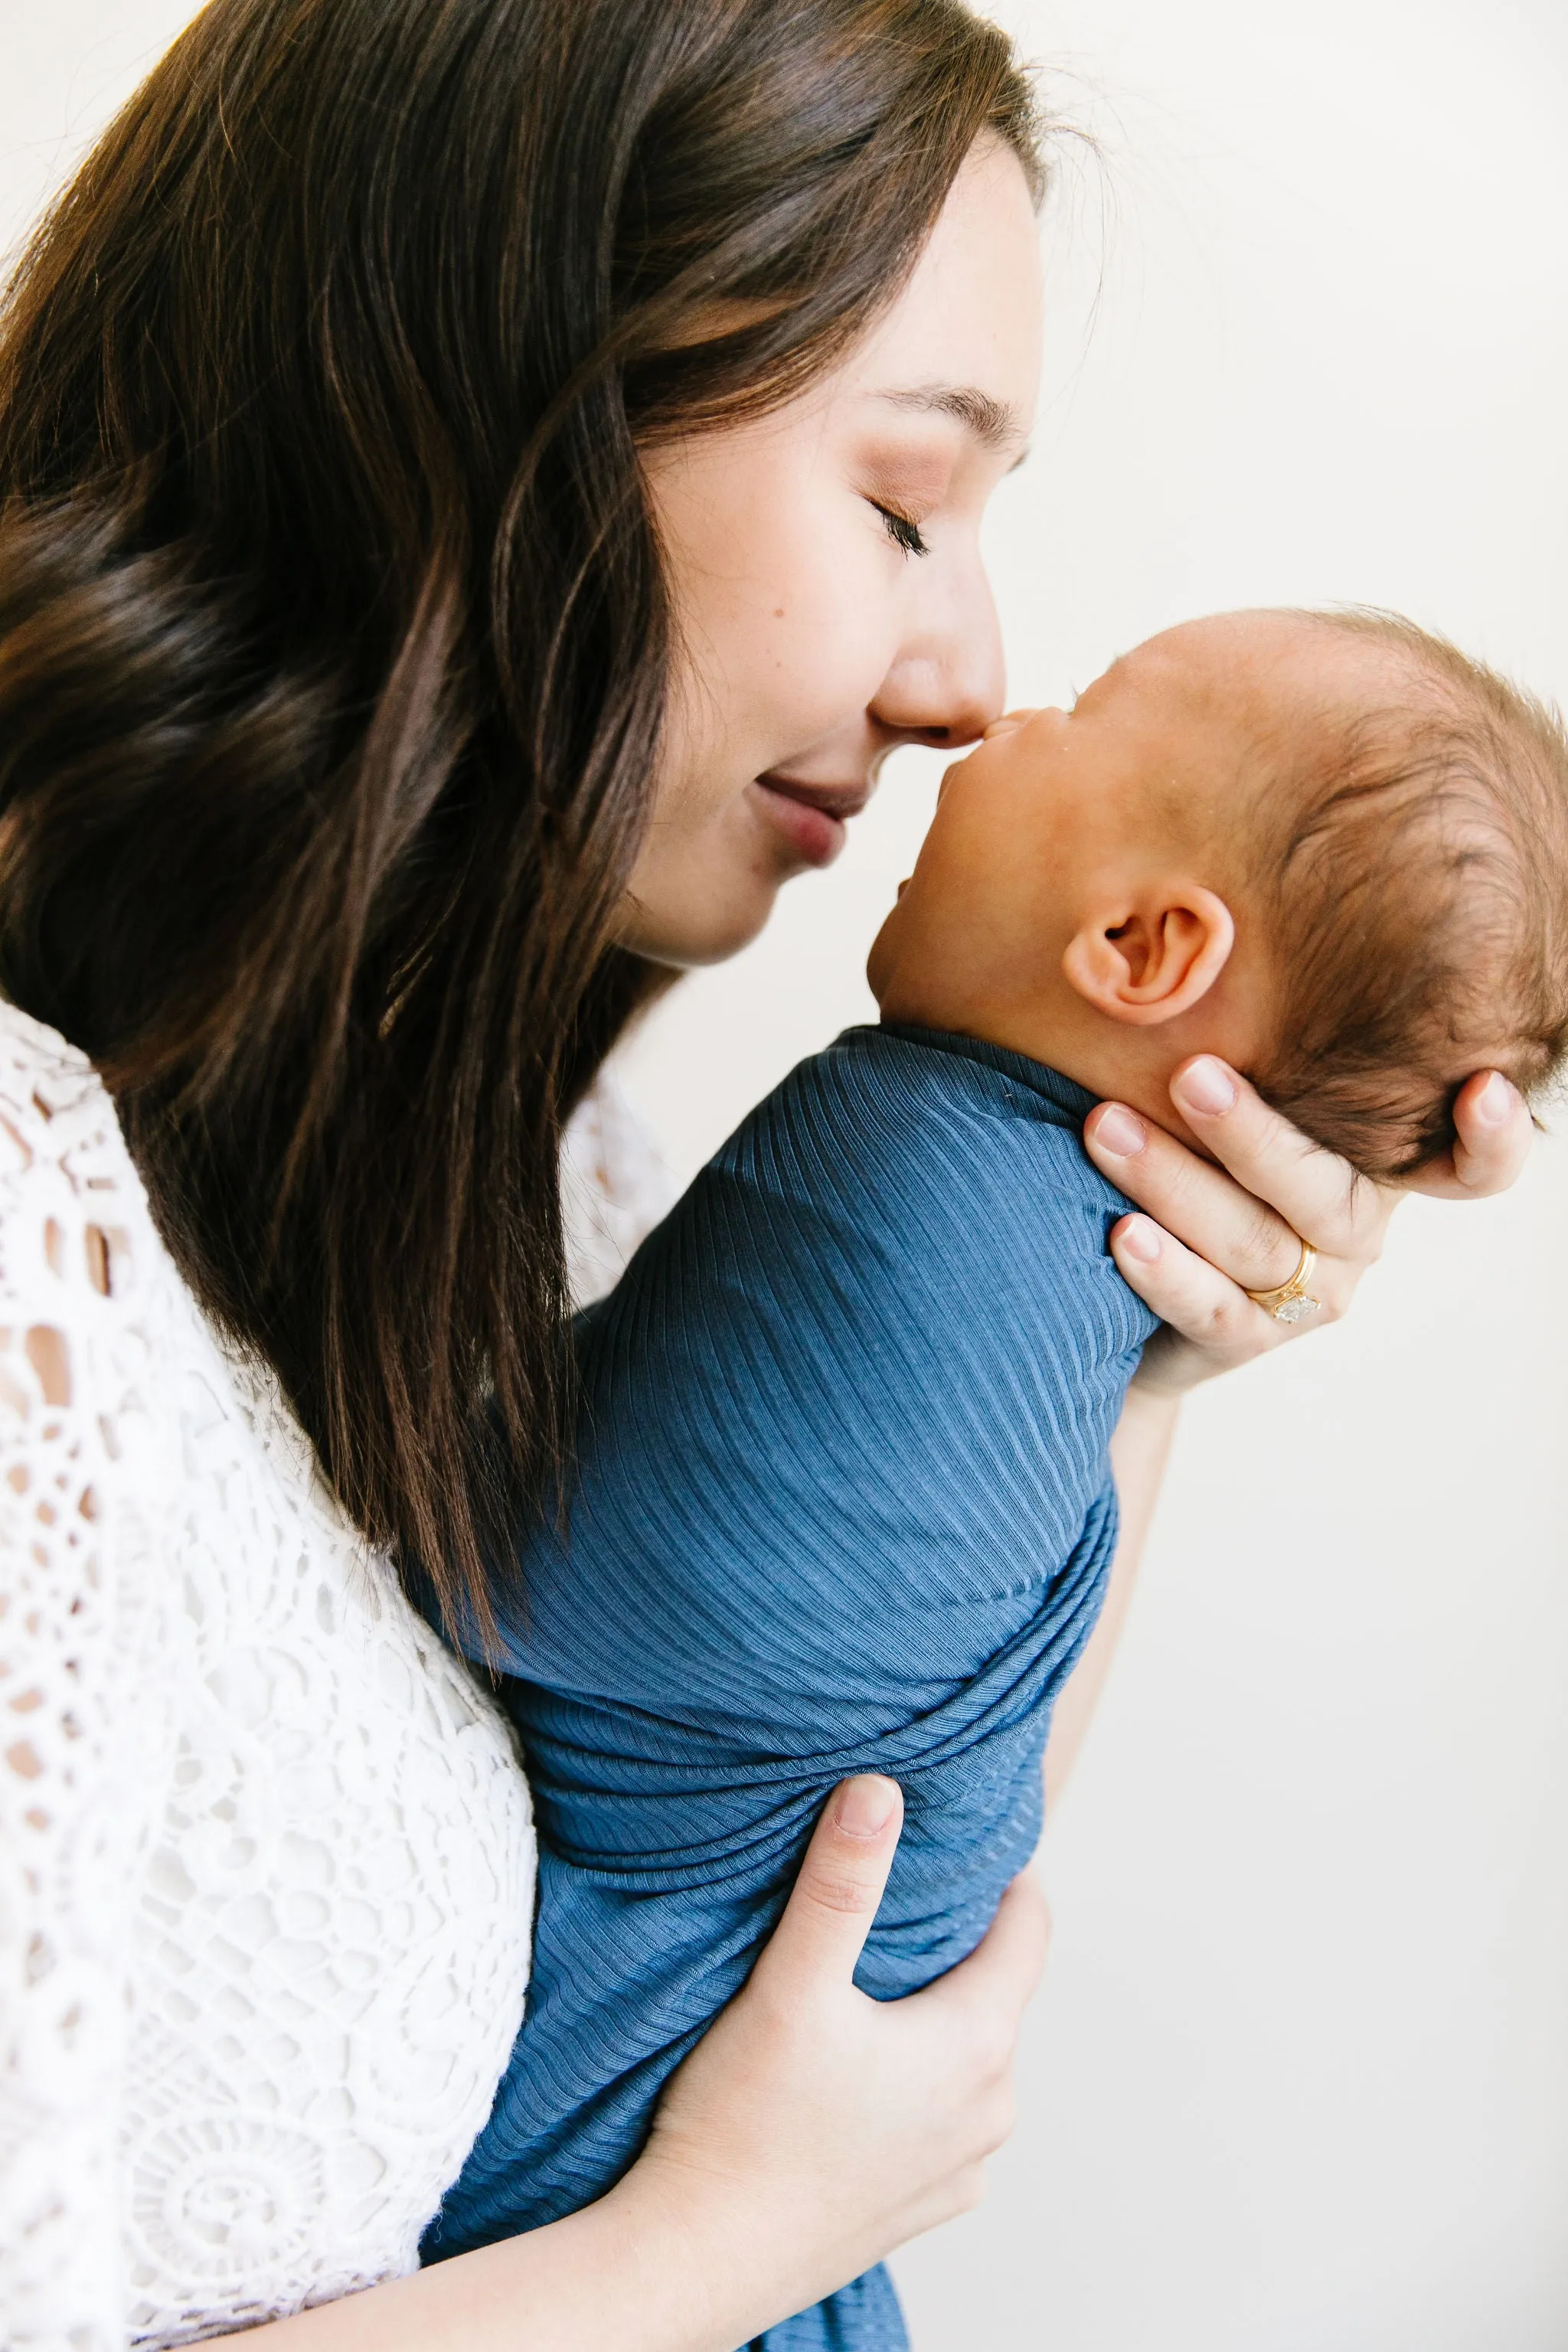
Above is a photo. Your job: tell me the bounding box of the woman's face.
[617,138,1045,966]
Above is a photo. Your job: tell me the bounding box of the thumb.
[922,1869,1052,2030]
[756,1776,903,1991]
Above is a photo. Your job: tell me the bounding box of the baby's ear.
[1062,885,1235,1026]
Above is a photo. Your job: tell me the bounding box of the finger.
[1108,1211,1291,1357]
[1085,1063,1392,1285]
[1083,1097,1312,1294]
[756,1777,903,1989]
[1407,1070,1534,1200]
[1164,1057,1404,1259]
[920,1870,1051,2034]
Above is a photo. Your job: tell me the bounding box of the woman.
[0,2,1530,2347]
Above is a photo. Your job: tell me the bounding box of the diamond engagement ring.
[1246,1236,1321,1323]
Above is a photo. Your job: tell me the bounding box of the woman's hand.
[263,1777,1046,2352]
[1082,1057,1534,1396]
[615,1774,1050,2351]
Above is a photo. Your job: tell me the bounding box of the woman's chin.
[612,879,784,970]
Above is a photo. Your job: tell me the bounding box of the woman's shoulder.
[0,995,126,1141]
[0,998,168,1411]
[562,1064,681,1308]
[0,998,149,1270]
[0,998,165,1503]
[0,998,179,1499]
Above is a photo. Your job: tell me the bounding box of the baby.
[423,610,1568,2347]
[871,607,1568,1181]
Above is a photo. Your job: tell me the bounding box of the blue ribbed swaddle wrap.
[422,1025,1158,2347]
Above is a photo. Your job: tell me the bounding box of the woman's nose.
[869,566,1006,750]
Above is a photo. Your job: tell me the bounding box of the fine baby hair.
[1242,609,1568,1178]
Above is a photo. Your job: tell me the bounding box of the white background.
[5,5,1565,2346]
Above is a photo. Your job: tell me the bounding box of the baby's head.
[868,609,1568,1178]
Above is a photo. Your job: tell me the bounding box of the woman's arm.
[0,1142,156,2349]
[243,1780,1048,2352]
[1044,1383,1178,1805]
[1041,1058,1534,1800]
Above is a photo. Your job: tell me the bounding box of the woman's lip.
[755,774,871,821]
[750,773,869,868]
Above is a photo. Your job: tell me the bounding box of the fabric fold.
[423,1026,1157,2350]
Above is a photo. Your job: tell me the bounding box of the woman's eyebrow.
[868,382,1027,456]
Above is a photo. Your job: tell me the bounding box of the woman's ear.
[1061,885,1235,1026]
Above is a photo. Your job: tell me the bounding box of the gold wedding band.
[1245,1236,1321,1323]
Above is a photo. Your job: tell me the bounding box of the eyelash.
[874,502,930,559]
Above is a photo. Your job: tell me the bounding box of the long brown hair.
[0,0,1042,1639]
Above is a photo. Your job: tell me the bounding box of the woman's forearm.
[221,1767,1050,2352]
[227,2168,744,2352]
[1043,1385,1179,1806]
[1105,1381,1181,1584]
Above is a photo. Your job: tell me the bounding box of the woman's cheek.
[751,541,903,752]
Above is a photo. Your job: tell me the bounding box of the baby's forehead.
[1112,612,1421,731]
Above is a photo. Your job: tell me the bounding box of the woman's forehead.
[837,142,1043,413]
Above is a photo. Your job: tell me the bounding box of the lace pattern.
[0,1005,535,2350]
[561,1070,679,1310]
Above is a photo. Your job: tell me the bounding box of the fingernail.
[834,1775,898,1838]
[1174,1057,1237,1118]
[1118,1215,1163,1266]
[1473,1071,1511,1127]
[1093,1105,1147,1158]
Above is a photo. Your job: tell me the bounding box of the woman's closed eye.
[874,501,931,558]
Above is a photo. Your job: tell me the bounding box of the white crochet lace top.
[0,1003,560,2350]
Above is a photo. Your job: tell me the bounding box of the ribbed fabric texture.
[422,1026,1158,2347]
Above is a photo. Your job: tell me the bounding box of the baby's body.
[424,611,1568,2350]
[426,1026,1153,2350]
